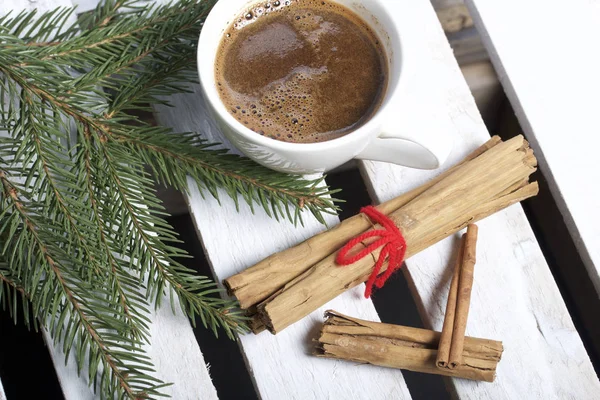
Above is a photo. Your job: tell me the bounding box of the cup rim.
[197,0,402,152]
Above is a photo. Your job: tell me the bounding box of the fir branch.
[2,60,249,335]
[73,12,205,97]
[0,7,79,44]
[78,129,151,341]
[0,261,34,328]
[0,172,164,398]
[41,0,213,62]
[117,130,339,225]
[0,0,342,398]
[0,61,339,225]
[3,79,152,341]
[20,90,100,280]
[78,0,135,30]
[106,48,196,115]
[96,139,247,338]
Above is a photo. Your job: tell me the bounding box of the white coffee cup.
[197,0,453,174]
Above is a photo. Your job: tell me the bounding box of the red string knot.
[335,206,407,298]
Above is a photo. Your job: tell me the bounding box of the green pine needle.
[0,0,341,398]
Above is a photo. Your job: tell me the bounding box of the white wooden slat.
[153,81,413,399]
[70,0,101,12]
[1,1,219,398]
[359,0,600,399]
[70,0,158,13]
[463,0,600,296]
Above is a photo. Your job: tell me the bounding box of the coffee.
[215,0,388,143]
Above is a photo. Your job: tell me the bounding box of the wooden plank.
[71,0,103,12]
[464,1,600,297]
[153,91,413,399]
[359,0,600,398]
[1,1,219,398]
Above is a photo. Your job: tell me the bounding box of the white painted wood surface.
[71,0,100,11]
[72,0,156,12]
[153,83,412,400]
[1,1,218,398]
[0,380,5,400]
[6,0,600,398]
[464,0,600,296]
[359,0,600,398]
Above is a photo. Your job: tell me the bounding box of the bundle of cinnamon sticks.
[225,135,538,334]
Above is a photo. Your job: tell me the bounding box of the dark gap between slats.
[167,214,258,400]
[327,169,451,400]
[497,99,600,377]
[0,306,64,399]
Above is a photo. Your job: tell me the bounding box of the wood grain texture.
[465,0,600,295]
[153,81,412,399]
[1,1,219,398]
[359,0,600,398]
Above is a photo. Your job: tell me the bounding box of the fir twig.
[0,1,340,398]
[0,172,165,397]
[0,261,34,327]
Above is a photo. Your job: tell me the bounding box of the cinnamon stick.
[224,137,502,309]
[449,224,478,368]
[256,136,536,334]
[436,236,464,368]
[316,311,502,382]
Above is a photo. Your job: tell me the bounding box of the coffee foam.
[215,0,387,143]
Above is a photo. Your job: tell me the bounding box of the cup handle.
[355,115,453,169]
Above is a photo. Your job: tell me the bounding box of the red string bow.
[335,206,407,298]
